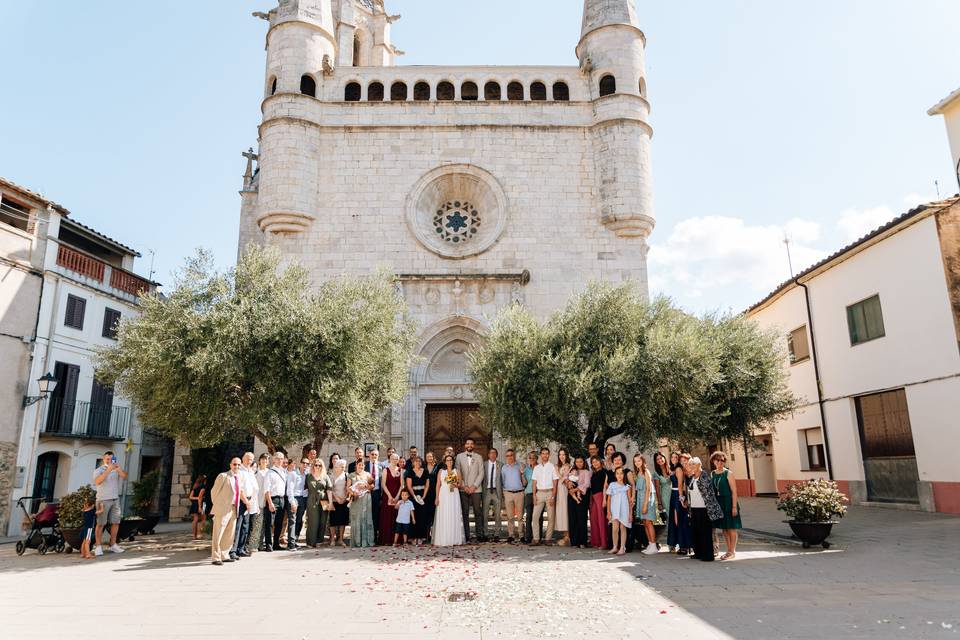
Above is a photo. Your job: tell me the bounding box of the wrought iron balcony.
[41,398,130,441]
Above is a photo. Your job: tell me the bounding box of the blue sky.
[2,1,959,314]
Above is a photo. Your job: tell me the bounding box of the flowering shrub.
[777,479,848,522]
[59,485,97,529]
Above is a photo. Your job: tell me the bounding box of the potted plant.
[59,485,97,552]
[129,470,162,535]
[776,479,848,548]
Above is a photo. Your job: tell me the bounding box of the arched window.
[344,82,361,102]
[639,77,647,97]
[530,82,547,101]
[552,81,570,101]
[484,81,501,101]
[599,74,616,97]
[367,82,384,101]
[414,82,430,101]
[507,81,524,101]
[437,81,455,101]
[270,77,278,96]
[461,81,479,101]
[300,74,316,97]
[391,81,408,101]
[353,34,362,67]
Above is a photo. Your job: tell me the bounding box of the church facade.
[238,0,655,455]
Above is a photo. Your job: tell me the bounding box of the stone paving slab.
[0,498,957,639]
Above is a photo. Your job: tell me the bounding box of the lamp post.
[19,373,58,514]
[22,372,58,408]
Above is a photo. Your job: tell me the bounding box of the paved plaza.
[1,498,957,639]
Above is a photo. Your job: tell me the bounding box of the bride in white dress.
[433,454,465,547]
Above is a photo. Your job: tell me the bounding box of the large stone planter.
[786,521,836,549]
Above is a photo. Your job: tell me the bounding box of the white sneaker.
[93,546,103,556]
[109,544,124,553]
[642,543,658,555]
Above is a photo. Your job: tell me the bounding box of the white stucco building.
[0,177,171,536]
[928,86,960,186]
[725,197,960,515]
[237,0,655,458]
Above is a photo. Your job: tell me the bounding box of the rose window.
[406,164,508,259]
[433,201,481,244]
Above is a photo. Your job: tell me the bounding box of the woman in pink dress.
[379,453,403,545]
[588,455,609,549]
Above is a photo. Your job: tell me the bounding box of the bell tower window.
[300,75,316,97]
[599,75,616,97]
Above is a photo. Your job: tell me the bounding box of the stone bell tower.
[576,0,655,240]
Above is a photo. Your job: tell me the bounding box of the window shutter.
[102,308,121,339]
[64,295,86,330]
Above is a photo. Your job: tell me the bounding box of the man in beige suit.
[455,439,485,542]
[210,458,242,565]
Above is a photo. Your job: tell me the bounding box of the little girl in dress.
[606,466,633,555]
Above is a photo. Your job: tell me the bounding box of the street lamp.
[22,372,58,408]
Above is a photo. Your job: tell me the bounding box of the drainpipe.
[796,278,834,480]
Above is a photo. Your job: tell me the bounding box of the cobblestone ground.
[0,499,956,639]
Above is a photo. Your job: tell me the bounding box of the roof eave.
[745,197,959,316]
[928,87,960,116]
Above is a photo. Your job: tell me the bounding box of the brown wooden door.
[855,389,919,503]
[424,404,491,461]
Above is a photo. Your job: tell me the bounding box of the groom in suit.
[456,439,485,542]
[210,458,242,565]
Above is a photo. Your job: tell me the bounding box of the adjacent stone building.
[238,0,655,456]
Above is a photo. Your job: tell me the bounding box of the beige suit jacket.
[210,471,239,517]
[455,452,484,491]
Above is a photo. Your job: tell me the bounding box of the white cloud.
[650,194,937,313]
[648,216,826,310]
[835,206,896,242]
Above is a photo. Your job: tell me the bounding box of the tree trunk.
[254,429,278,454]
[311,417,329,454]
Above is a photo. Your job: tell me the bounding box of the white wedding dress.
[433,469,465,547]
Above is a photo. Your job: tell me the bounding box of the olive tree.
[97,245,417,452]
[469,283,794,452]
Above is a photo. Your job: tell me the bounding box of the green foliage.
[58,485,96,529]
[97,245,417,451]
[131,470,160,516]
[777,479,848,522]
[469,282,796,451]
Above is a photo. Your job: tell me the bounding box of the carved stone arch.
[413,316,487,385]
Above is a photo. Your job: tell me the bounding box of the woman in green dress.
[347,465,375,547]
[651,452,673,525]
[710,451,742,560]
[305,460,333,547]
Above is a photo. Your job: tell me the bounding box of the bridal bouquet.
[445,470,459,493]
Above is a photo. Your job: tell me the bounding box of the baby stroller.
[15,496,65,556]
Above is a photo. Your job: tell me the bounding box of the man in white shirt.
[263,452,287,552]
[481,448,503,542]
[285,458,305,550]
[531,447,559,545]
[92,449,128,556]
[229,451,258,560]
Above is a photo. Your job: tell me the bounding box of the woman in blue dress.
[667,452,692,554]
[605,466,633,555]
[634,455,659,555]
